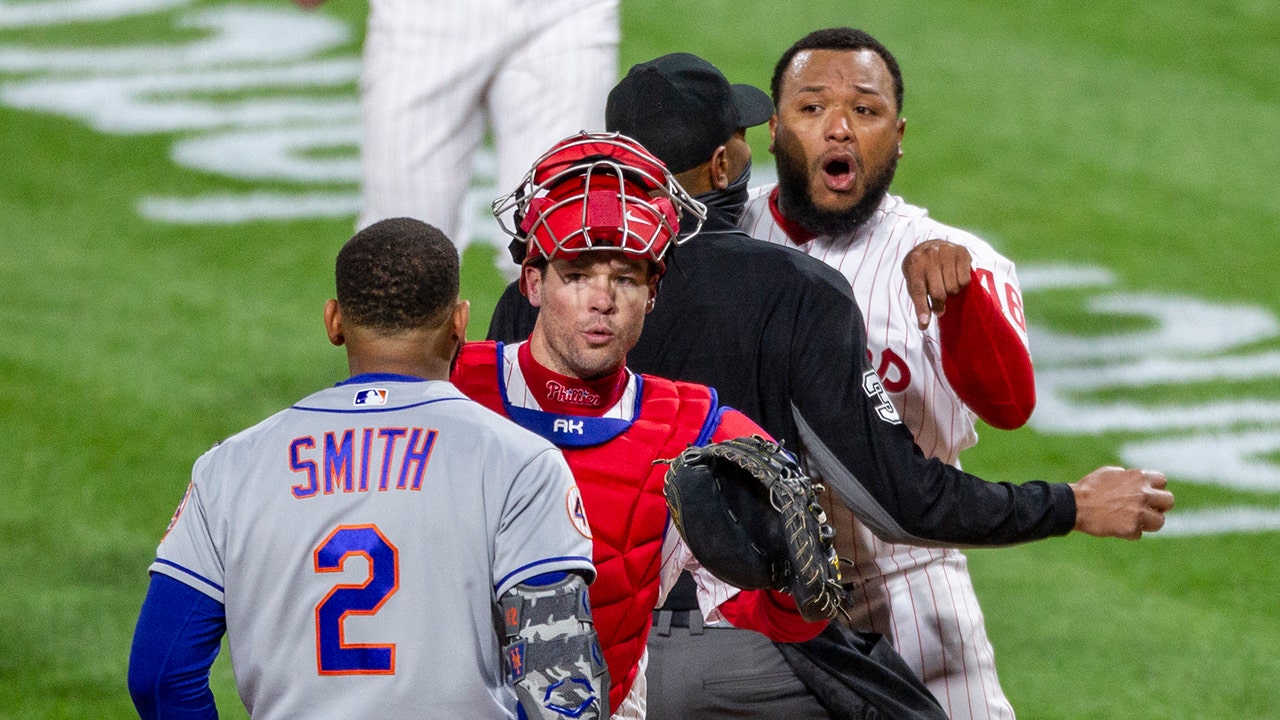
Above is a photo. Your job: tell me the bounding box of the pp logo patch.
[354,388,388,406]
[567,486,592,539]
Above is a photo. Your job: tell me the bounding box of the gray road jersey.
[151,377,595,719]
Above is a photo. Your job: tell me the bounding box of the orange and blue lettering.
[324,429,356,493]
[397,428,437,490]
[290,437,318,499]
[358,428,374,491]
[376,427,407,491]
[313,524,400,675]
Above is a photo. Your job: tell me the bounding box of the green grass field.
[2,1,1278,718]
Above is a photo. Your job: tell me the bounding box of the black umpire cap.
[606,52,773,174]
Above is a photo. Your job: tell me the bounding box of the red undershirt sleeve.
[716,589,827,643]
[709,408,774,443]
[937,269,1036,430]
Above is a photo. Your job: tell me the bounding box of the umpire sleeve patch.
[862,369,903,425]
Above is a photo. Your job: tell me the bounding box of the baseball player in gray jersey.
[293,0,619,248]
[128,218,607,720]
[738,28,1036,719]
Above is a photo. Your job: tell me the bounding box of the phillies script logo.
[545,381,601,407]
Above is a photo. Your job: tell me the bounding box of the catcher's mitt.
[662,435,850,623]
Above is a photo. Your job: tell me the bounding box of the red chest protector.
[452,341,718,713]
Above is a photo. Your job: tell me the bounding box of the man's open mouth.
[822,158,857,191]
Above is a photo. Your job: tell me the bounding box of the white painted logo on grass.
[1021,263,1280,537]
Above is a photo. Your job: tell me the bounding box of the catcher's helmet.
[492,132,706,271]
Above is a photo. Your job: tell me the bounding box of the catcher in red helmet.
[492,131,706,294]
[453,132,842,719]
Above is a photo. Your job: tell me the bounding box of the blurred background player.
[292,0,618,250]
[452,133,836,719]
[740,26,1042,719]
[128,218,606,719]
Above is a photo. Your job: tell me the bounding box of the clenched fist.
[1070,466,1175,540]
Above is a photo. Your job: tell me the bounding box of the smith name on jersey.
[287,423,440,496]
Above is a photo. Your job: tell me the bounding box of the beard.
[774,127,898,238]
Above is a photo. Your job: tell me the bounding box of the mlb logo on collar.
[354,388,388,406]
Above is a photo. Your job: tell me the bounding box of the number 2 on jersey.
[313,524,399,675]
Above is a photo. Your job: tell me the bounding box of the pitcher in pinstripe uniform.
[739,28,1037,720]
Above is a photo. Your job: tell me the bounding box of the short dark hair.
[335,217,459,332]
[771,27,904,114]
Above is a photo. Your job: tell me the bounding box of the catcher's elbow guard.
[500,573,608,719]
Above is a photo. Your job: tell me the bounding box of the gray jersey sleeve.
[492,446,595,598]
[149,448,230,603]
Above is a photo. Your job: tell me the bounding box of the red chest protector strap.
[452,341,508,413]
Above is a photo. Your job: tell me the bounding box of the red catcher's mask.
[493,132,706,278]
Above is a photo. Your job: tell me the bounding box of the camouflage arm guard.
[500,572,608,719]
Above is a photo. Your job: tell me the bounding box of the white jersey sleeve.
[921,219,1031,351]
